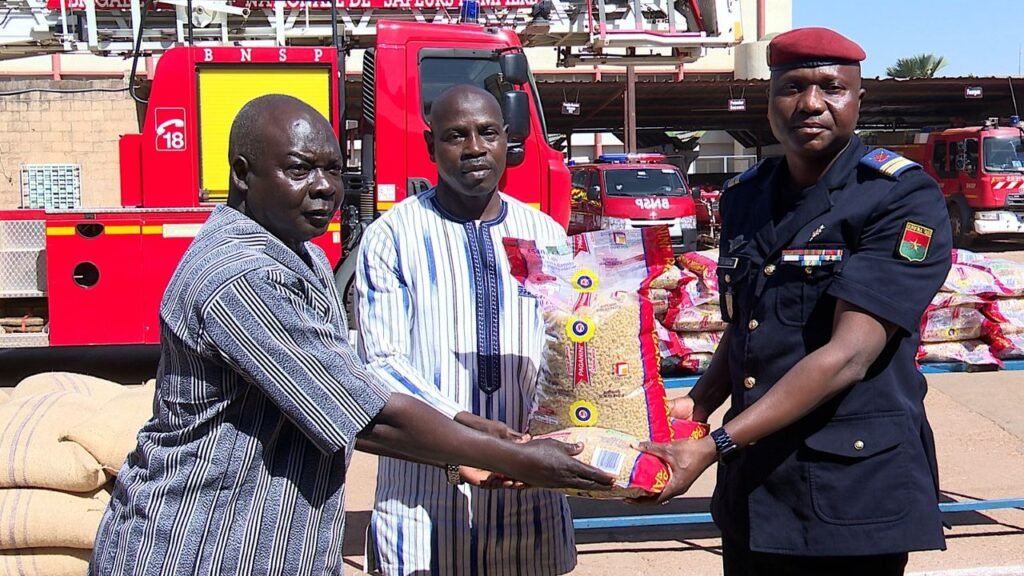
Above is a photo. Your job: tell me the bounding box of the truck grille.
[1006,193,1024,209]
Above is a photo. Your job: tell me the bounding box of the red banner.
[48,0,536,10]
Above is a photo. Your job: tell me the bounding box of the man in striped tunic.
[357,85,576,575]
[89,95,611,576]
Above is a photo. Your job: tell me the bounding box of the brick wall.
[0,79,138,209]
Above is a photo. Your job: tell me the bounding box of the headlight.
[677,215,697,229]
[604,217,631,230]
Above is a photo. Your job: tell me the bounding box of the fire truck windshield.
[604,168,688,197]
[983,136,1024,172]
[419,53,549,140]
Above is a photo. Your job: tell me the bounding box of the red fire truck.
[0,22,566,348]
[568,153,698,252]
[890,117,1024,247]
[0,0,742,349]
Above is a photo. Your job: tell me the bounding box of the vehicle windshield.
[420,56,504,119]
[983,136,1024,172]
[604,168,688,197]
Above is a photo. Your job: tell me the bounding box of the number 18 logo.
[154,108,187,152]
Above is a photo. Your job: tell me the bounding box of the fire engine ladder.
[0,0,740,66]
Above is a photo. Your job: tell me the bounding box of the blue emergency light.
[460,0,480,23]
[597,153,667,164]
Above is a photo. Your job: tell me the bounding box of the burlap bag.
[11,372,123,403]
[65,381,156,474]
[0,488,109,550]
[0,548,91,576]
[0,389,9,405]
[0,392,106,491]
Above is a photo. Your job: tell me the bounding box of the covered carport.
[533,75,1024,150]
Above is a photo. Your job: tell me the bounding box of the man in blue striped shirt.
[89,95,611,576]
[357,85,577,575]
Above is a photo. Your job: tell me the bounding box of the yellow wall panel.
[197,67,332,201]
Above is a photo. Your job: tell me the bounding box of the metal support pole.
[625,65,637,153]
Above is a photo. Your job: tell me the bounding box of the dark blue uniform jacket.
[713,135,952,556]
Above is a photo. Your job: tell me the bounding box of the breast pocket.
[776,259,838,327]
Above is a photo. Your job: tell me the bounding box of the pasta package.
[505,227,676,442]
[537,419,708,499]
[920,306,985,343]
[917,340,1002,367]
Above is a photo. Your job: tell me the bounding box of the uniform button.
[748,319,759,331]
[804,266,813,275]
[724,273,732,283]
[853,440,865,451]
[743,376,756,389]
[764,264,776,276]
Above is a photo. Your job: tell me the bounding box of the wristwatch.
[446,464,463,486]
[710,427,739,463]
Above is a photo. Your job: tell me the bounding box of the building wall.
[0,79,137,209]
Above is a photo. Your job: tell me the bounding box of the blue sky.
[793,0,1023,78]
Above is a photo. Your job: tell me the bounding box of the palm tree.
[886,54,948,79]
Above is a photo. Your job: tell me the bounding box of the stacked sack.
[955,250,1024,360]
[505,227,707,498]
[0,373,154,576]
[658,249,724,375]
[918,288,1000,367]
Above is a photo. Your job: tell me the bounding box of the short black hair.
[427,84,503,130]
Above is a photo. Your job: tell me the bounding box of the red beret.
[767,27,866,71]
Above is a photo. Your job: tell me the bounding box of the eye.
[287,164,310,178]
[824,82,844,95]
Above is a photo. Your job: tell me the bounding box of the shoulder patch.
[860,148,921,179]
[724,159,766,190]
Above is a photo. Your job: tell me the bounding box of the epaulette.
[723,159,766,190]
[859,148,920,179]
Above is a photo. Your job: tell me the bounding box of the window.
[603,168,687,197]
[419,56,505,120]
[983,136,1024,173]
[965,138,979,177]
[932,140,952,178]
[570,170,591,204]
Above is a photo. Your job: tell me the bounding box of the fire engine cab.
[568,153,698,253]
[0,0,742,348]
[891,117,1024,246]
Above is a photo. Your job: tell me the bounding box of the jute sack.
[65,381,156,474]
[0,389,9,405]
[0,488,109,550]
[0,548,91,576]
[11,372,123,403]
[0,392,106,491]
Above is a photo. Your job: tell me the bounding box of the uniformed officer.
[638,27,952,575]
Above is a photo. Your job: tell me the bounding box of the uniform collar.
[755,136,866,256]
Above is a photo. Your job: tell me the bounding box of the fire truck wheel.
[334,254,359,331]
[947,200,974,248]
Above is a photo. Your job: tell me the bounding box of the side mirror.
[499,52,529,85]
[503,90,531,142]
[506,143,526,167]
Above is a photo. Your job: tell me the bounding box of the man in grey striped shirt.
[357,85,578,575]
[90,95,611,576]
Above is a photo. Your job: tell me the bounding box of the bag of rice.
[917,340,1001,367]
[942,263,1009,296]
[982,298,1024,334]
[988,332,1024,359]
[663,303,726,332]
[920,306,985,342]
[505,227,676,442]
[536,418,708,499]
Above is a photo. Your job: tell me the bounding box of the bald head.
[428,85,503,130]
[227,94,343,252]
[228,94,333,171]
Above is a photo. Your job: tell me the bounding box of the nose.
[308,167,338,200]
[797,85,827,116]
[462,131,486,157]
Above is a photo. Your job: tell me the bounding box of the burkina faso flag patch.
[898,221,933,262]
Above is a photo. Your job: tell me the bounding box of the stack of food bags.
[657,250,724,375]
[953,250,1024,360]
[504,227,707,498]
